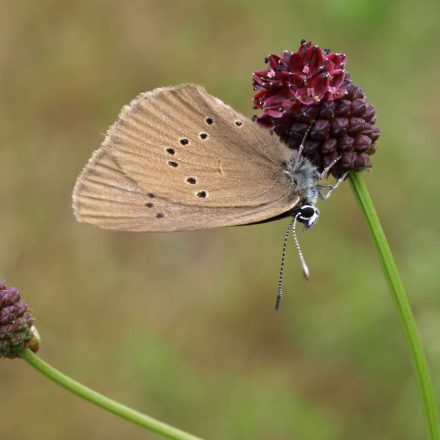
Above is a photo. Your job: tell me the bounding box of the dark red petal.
[306,45,325,76]
[327,53,346,69]
[253,72,272,88]
[298,40,312,58]
[263,95,290,107]
[321,138,338,153]
[0,306,16,324]
[322,151,339,168]
[277,71,294,82]
[12,316,30,332]
[319,101,336,119]
[0,289,20,307]
[338,135,355,150]
[304,139,321,154]
[355,153,372,170]
[354,134,372,152]
[263,80,284,92]
[369,126,381,142]
[0,325,13,338]
[352,86,364,100]
[289,121,309,138]
[309,73,331,99]
[294,88,316,105]
[310,119,331,140]
[331,117,349,137]
[253,91,268,108]
[262,108,285,118]
[329,69,345,90]
[287,52,305,73]
[255,114,274,127]
[267,54,281,68]
[328,87,348,100]
[335,100,351,116]
[291,72,305,88]
[350,99,367,116]
[348,117,365,135]
[366,143,378,154]
[296,105,320,122]
[341,151,357,168]
[363,104,376,122]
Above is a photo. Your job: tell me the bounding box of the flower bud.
[253,41,380,177]
[0,281,39,359]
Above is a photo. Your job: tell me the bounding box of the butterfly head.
[296,204,320,229]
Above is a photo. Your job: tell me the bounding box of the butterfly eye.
[300,206,316,218]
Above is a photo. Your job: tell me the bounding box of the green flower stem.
[349,172,439,439]
[20,349,203,440]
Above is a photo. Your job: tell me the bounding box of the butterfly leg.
[292,125,313,172]
[317,171,348,200]
[318,156,341,180]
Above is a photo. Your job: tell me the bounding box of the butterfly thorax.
[284,151,319,205]
[283,151,320,229]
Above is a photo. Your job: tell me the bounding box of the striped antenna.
[275,213,310,311]
[275,217,294,310]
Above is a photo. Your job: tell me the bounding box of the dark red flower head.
[0,281,39,358]
[253,40,380,178]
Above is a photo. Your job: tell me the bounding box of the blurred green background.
[1,1,439,439]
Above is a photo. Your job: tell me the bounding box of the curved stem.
[349,172,439,439]
[20,349,203,440]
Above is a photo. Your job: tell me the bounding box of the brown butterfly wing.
[73,84,300,232]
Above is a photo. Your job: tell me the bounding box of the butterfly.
[72,84,346,308]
